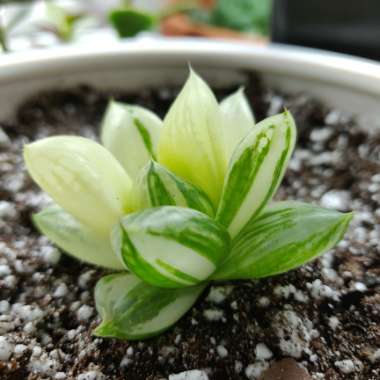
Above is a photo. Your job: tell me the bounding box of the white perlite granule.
[77,370,106,380]
[274,310,319,358]
[274,284,308,303]
[28,353,60,376]
[0,336,14,361]
[334,359,356,374]
[0,300,10,313]
[76,305,93,321]
[41,246,61,265]
[307,279,340,301]
[206,286,233,304]
[14,344,28,356]
[370,349,380,363]
[245,361,269,379]
[53,283,68,298]
[328,316,340,330]
[216,345,228,358]
[169,369,209,380]
[0,201,17,219]
[203,309,224,322]
[320,190,350,211]
[254,343,272,360]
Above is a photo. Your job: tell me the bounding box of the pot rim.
[1,38,380,96]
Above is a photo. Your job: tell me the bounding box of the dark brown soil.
[0,74,379,380]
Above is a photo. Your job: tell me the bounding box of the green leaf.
[94,272,205,340]
[219,88,255,161]
[113,206,230,288]
[216,111,296,237]
[24,136,133,235]
[213,202,352,280]
[135,161,215,217]
[158,69,227,206]
[109,8,156,38]
[191,0,272,36]
[33,204,123,270]
[101,100,162,179]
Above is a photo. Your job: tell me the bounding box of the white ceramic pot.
[1,38,380,129]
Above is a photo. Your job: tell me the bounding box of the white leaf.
[101,100,162,179]
[24,136,132,235]
[158,69,227,206]
[220,88,255,161]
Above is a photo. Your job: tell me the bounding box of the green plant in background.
[191,0,273,36]
[24,70,352,340]
[109,0,198,38]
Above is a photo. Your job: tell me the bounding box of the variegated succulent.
[24,70,352,340]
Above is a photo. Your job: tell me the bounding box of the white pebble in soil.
[274,310,319,358]
[0,300,10,313]
[76,305,94,321]
[255,343,273,361]
[169,369,209,380]
[320,190,351,211]
[206,286,233,304]
[334,359,358,374]
[14,344,28,356]
[0,336,14,361]
[77,370,106,380]
[203,309,224,322]
[245,361,269,379]
[328,316,340,330]
[216,345,228,358]
[41,246,61,265]
[0,201,17,219]
[53,283,68,298]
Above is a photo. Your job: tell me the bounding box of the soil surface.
[0,74,379,380]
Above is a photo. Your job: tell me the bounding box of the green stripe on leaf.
[134,117,157,160]
[94,272,205,340]
[216,111,297,237]
[100,100,162,179]
[136,161,215,217]
[113,206,230,288]
[213,202,352,280]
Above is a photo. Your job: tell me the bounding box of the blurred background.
[0,0,379,60]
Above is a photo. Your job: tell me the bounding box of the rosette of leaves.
[24,70,352,340]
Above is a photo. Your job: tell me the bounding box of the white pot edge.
[1,38,380,128]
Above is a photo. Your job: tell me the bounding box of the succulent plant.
[24,70,352,340]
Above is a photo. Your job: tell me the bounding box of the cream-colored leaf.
[101,100,162,179]
[24,136,132,235]
[158,70,227,206]
[220,88,255,161]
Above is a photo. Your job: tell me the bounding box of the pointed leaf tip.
[216,111,297,237]
[220,87,255,161]
[158,70,227,206]
[101,101,162,179]
[213,202,352,280]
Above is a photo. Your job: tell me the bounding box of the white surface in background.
[0,0,168,53]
